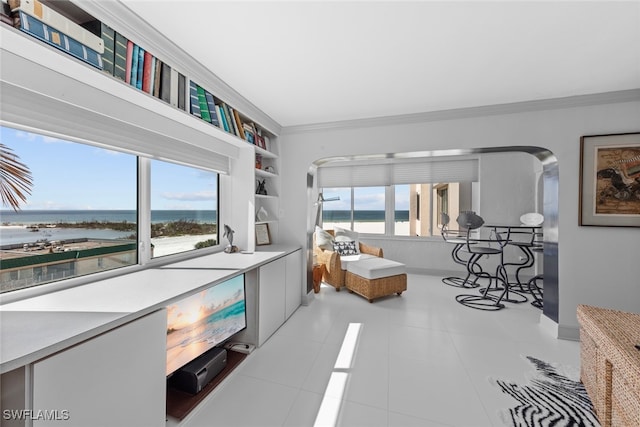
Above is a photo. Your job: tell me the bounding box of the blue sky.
[322,186,410,210]
[1,126,217,210]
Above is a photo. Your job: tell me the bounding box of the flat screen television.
[166,274,246,376]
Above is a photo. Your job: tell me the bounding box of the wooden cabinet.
[577,304,640,427]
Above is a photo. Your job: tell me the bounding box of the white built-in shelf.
[255,145,277,159]
[255,168,277,178]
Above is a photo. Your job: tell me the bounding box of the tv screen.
[166,274,246,376]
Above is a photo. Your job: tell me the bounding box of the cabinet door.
[285,249,302,320]
[258,257,286,346]
[31,310,167,427]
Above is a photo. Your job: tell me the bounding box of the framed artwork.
[255,223,271,245]
[579,132,640,227]
[256,135,266,150]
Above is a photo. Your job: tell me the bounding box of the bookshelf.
[254,142,280,243]
[1,0,282,246]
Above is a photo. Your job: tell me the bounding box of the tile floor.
[183,273,580,427]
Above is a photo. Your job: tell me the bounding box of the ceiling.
[120,1,640,128]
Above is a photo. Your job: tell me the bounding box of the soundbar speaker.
[168,347,227,394]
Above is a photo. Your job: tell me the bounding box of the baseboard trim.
[558,325,580,341]
[538,314,580,341]
[303,290,314,306]
[539,313,559,338]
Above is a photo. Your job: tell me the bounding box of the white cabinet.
[31,310,167,427]
[257,249,302,346]
[285,249,302,320]
[257,257,286,346]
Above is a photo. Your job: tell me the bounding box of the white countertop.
[0,246,300,374]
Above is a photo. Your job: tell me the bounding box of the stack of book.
[90,21,186,110]
[6,0,269,146]
[9,0,104,69]
[189,80,262,144]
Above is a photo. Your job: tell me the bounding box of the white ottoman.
[345,257,407,302]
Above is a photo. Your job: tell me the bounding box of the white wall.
[277,98,640,337]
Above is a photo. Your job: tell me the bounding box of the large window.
[395,185,410,236]
[0,127,137,292]
[0,126,220,293]
[322,182,466,237]
[353,186,385,234]
[150,160,218,258]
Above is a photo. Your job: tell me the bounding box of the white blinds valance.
[1,45,236,174]
[317,157,479,188]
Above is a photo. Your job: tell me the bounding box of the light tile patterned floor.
[183,273,579,427]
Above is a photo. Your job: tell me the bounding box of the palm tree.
[0,143,33,211]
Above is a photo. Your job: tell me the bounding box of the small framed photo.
[256,135,266,150]
[579,132,640,227]
[255,223,271,245]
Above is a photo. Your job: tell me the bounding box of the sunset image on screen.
[166,275,246,375]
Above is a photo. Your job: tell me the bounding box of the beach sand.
[323,221,410,235]
[152,234,217,257]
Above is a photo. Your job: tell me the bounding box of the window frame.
[0,126,223,298]
[322,182,468,239]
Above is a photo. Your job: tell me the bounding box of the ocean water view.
[0,210,217,246]
[0,210,409,246]
[323,210,409,222]
[0,210,217,225]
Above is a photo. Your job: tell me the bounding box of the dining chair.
[454,211,510,311]
[440,212,477,288]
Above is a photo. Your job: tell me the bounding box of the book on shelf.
[196,85,211,123]
[92,22,115,76]
[13,10,103,69]
[125,39,133,83]
[232,109,246,140]
[243,123,255,144]
[10,0,104,53]
[189,80,201,118]
[130,43,139,86]
[142,50,152,93]
[153,58,162,97]
[135,46,144,90]
[169,67,178,108]
[215,105,227,132]
[1,2,13,25]
[218,104,230,132]
[159,62,171,103]
[227,106,240,136]
[177,73,186,111]
[148,56,156,94]
[221,103,236,136]
[255,134,266,150]
[113,32,128,81]
[204,91,220,127]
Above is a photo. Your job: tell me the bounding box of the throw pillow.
[315,226,334,251]
[334,226,360,254]
[333,240,359,256]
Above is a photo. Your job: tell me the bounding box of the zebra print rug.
[492,356,601,427]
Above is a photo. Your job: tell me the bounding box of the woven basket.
[577,304,640,426]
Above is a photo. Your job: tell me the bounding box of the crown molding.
[281,89,640,135]
[73,0,282,136]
